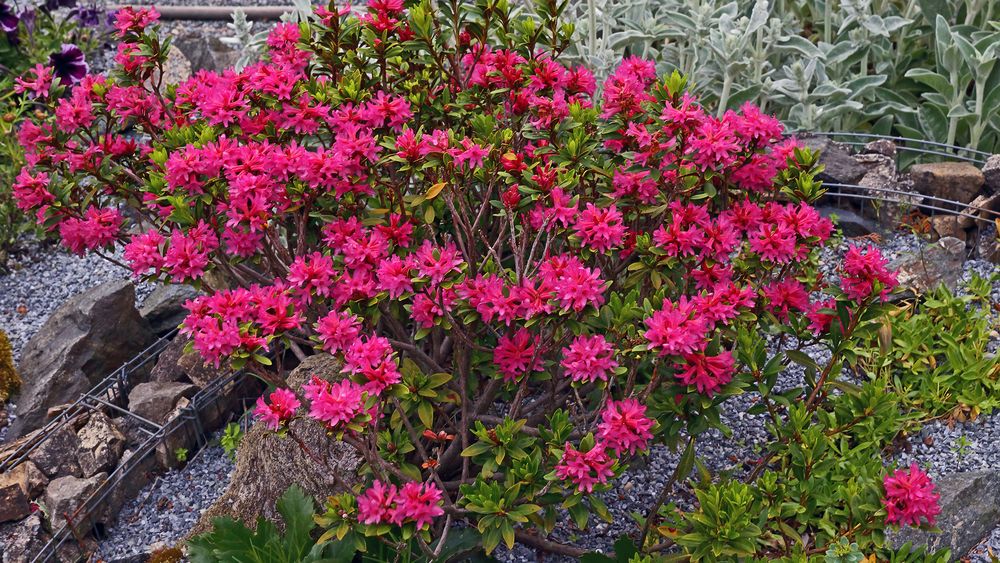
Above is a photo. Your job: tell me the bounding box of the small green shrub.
[0,329,21,403]
[866,277,1000,419]
[220,422,243,461]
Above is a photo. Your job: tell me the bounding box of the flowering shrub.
[0,0,105,254]
[16,0,944,559]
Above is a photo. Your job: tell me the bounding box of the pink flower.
[841,244,898,301]
[415,241,464,285]
[306,378,365,428]
[806,298,837,335]
[883,464,941,527]
[59,207,123,255]
[113,6,159,36]
[598,399,654,455]
[643,297,709,356]
[357,480,397,524]
[376,255,414,298]
[12,169,54,211]
[748,223,797,263]
[494,328,542,381]
[450,137,490,170]
[287,252,336,302]
[391,482,445,529]
[315,310,362,354]
[575,203,626,253]
[124,230,166,276]
[556,442,615,493]
[561,335,618,383]
[762,280,810,321]
[254,388,300,430]
[14,64,54,99]
[675,351,735,396]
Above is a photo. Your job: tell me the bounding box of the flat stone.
[0,461,48,499]
[0,483,31,522]
[958,192,1000,229]
[128,382,197,424]
[892,470,1000,560]
[816,205,879,237]
[42,472,107,532]
[176,348,225,388]
[27,425,81,479]
[930,215,966,241]
[863,139,897,158]
[890,236,966,294]
[910,161,985,204]
[76,412,126,477]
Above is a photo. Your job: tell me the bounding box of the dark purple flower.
[48,43,88,85]
[0,2,19,34]
[44,0,77,11]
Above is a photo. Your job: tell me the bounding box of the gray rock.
[892,470,1000,561]
[800,136,868,185]
[148,336,189,384]
[0,512,46,563]
[911,162,985,204]
[76,412,126,477]
[959,193,1000,229]
[863,139,897,158]
[858,157,921,226]
[891,236,967,294]
[931,215,966,242]
[817,205,879,237]
[27,425,81,479]
[172,32,241,73]
[175,348,224,388]
[9,281,154,438]
[139,285,199,336]
[190,354,361,536]
[127,382,197,424]
[0,483,30,523]
[43,472,107,532]
[982,154,1000,196]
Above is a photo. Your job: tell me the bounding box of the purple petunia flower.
[0,2,19,34]
[48,43,88,85]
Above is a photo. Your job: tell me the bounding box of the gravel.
[97,443,236,559]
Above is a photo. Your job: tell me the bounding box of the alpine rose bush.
[15,0,938,558]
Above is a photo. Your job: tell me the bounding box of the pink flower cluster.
[357,480,444,529]
[254,388,300,430]
[556,399,654,492]
[882,464,941,527]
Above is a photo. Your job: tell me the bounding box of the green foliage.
[174,448,189,463]
[559,0,1000,151]
[188,485,355,563]
[0,329,21,403]
[866,278,1000,418]
[220,422,244,461]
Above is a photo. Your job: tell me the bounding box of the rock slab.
[128,382,197,424]
[910,162,985,204]
[76,412,126,477]
[892,470,1000,561]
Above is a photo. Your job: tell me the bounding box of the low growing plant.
[14,0,951,559]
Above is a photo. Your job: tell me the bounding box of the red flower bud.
[501,185,521,209]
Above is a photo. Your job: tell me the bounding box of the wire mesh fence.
[799,132,1000,227]
[0,330,263,563]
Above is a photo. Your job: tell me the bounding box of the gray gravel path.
[98,443,235,559]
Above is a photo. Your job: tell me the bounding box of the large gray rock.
[189,354,361,536]
[982,154,1000,195]
[42,472,107,532]
[127,382,197,424]
[0,512,46,563]
[76,412,126,477]
[800,136,868,185]
[892,470,1000,560]
[27,425,81,479]
[910,161,985,204]
[140,284,199,336]
[858,156,921,226]
[149,336,224,388]
[890,236,967,294]
[10,281,154,438]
